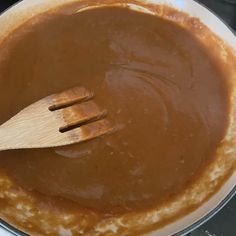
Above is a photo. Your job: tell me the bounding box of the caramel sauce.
[0,3,229,221]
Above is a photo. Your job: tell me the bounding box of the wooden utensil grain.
[0,87,113,151]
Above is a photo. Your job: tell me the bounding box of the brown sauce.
[0,5,229,216]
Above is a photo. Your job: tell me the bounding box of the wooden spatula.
[0,87,113,151]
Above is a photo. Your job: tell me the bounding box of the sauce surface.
[0,6,228,214]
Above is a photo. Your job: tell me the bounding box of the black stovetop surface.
[0,1,236,236]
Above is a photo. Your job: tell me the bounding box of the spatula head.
[0,86,113,150]
[48,86,113,146]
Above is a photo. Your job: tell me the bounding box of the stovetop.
[0,1,236,236]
